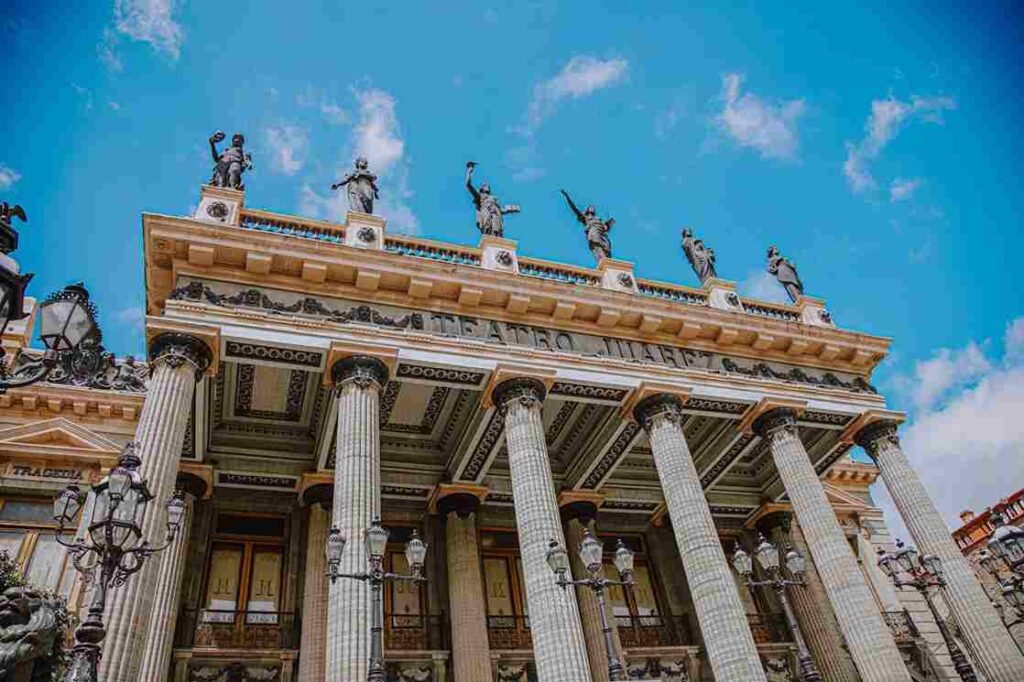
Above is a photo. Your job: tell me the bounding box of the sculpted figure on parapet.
[766,245,804,302]
[465,161,520,237]
[561,188,615,262]
[681,227,717,283]
[209,131,253,190]
[332,157,380,214]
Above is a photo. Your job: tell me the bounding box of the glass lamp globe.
[546,539,570,577]
[921,554,944,579]
[894,540,918,573]
[1002,582,1024,612]
[991,523,1024,569]
[578,529,604,574]
[613,539,635,579]
[754,534,780,572]
[38,283,100,352]
[325,527,346,565]
[977,549,1000,577]
[876,548,899,579]
[784,546,806,580]
[364,519,390,560]
[165,492,186,532]
[731,545,753,577]
[405,529,428,572]
[53,484,81,525]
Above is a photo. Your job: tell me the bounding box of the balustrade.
[175,609,300,650]
[614,615,693,648]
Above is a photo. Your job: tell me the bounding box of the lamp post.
[877,540,978,682]
[325,518,428,682]
[546,528,635,681]
[52,442,186,682]
[730,534,822,682]
[976,508,1024,634]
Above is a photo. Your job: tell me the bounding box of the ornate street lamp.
[977,546,1024,632]
[325,518,428,682]
[53,442,185,682]
[731,535,821,682]
[546,529,635,681]
[986,508,1024,577]
[877,540,978,681]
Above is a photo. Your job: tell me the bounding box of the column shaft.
[564,516,624,682]
[494,378,592,682]
[757,410,909,682]
[444,506,493,682]
[298,503,330,682]
[857,421,1024,682]
[763,516,861,682]
[136,494,195,682]
[636,395,767,682]
[326,357,388,682]
[101,335,209,682]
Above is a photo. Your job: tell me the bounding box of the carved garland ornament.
[632,393,685,432]
[149,332,213,380]
[330,356,390,390]
[491,377,546,415]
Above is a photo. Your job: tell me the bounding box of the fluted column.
[758,512,861,682]
[493,378,592,682]
[101,333,212,682]
[561,503,624,682]
[136,491,196,682]
[298,503,331,682]
[326,356,388,682]
[634,394,767,682]
[439,493,493,682]
[856,420,1024,681]
[754,408,909,682]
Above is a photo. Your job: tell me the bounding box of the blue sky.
[2,1,1022,529]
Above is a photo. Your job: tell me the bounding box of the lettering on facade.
[9,464,83,480]
[173,279,877,394]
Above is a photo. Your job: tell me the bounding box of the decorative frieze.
[460,410,505,481]
[580,421,641,489]
[216,471,298,491]
[224,341,322,368]
[549,381,628,403]
[396,363,486,387]
[234,365,308,421]
[700,433,756,487]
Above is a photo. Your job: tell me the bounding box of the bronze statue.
[766,245,804,302]
[331,157,380,214]
[465,162,519,237]
[209,131,253,190]
[0,586,63,681]
[0,202,26,255]
[681,227,717,283]
[560,189,615,262]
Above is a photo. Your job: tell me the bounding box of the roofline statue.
[560,189,615,263]
[331,157,380,215]
[208,131,253,190]
[766,245,804,303]
[465,161,519,237]
[681,227,717,284]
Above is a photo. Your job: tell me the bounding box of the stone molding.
[149,332,214,380]
[329,355,390,389]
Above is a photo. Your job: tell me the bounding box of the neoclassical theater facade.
[1,183,1022,682]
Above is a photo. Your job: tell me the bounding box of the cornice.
[0,382,145,423]
[144,212,891,377]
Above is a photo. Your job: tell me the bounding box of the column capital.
[632,393,685,431]
[751,406,800,439]
[431,482,489,517]
[558,490,605,524]
[491,377,547,414]
[853,419,902,460]
[329,355,390,389]
[176,461,213,499]
[148,332,214,379]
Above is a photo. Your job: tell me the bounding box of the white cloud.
[895,341,992,412]
[716,73,805,161]
[844,94,955,193]
[739,269,790,304]
[299,88,419,234]
[873,318,1024,535]
[525,55,628,131]
[264,124,309,176]
[889,177,922,202]
[0,165,21,190]
[654,102,684,140]
[98,0,184,69]
[320,101,349,125]
[112,306,146,325]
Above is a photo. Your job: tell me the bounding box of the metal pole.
[368,573,386,682]
[773,580,822,682]
[921,587,978,682]
[593,583,625,680]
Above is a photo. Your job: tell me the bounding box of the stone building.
[1,182,1022,682]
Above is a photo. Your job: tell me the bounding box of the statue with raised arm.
[766,245,804,302]
[331,157,380,214]
[681,227,717,283]
[465,161,520,237]
[560,189,615,262]
[208,131,253,190]
[0,202,26,255]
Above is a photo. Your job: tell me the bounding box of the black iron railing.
[615,614,694,648]
[487,615,533,650]
[746,612,792,644]
[175,609,300,650]
[383,613,450,651]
